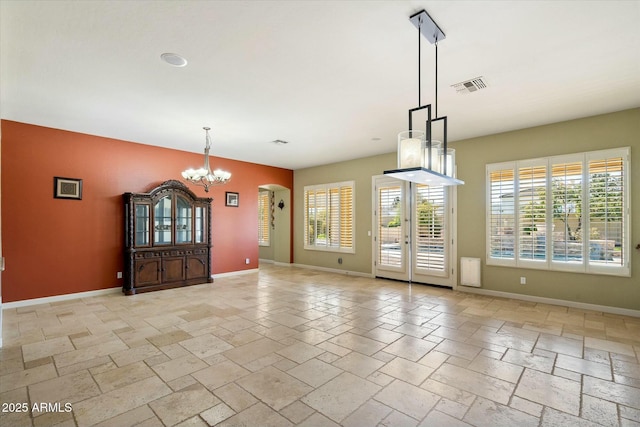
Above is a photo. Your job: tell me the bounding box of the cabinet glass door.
[134,203,150,246]
[154,195,173,245]
[195,206,206,243]
[176,196,192,244]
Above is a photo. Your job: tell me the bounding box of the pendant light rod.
[418,15,421,107]
[409,9,445,116]
[435,42,438,118]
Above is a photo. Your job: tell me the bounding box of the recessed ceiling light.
[161,53,188,67]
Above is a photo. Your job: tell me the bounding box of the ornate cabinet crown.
[123,180,213,295]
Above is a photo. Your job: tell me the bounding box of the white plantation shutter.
[315,189,327,247]
[378,183,403,267]
[551,160,583,266]
[587,152,627,273]
[487,165,516,264]
[304,181,355,253]
[487,147,629,276]
[258,191,270,246]
[339,185,354,249]
[518,162,547,264]
[304,190,313,245]
[328,188,340,247]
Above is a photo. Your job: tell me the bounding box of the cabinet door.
[176,195,193,244]
[186,254,208,280]
[154,195,173,245]
[134,258,161,286]
[162,256,185,282]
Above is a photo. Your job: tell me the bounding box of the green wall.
[456,108,639,310]
[258,188,292,264]
[294,108,639,310]
[294,153,394,273]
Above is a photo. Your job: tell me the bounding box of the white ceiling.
[2,1,639,170]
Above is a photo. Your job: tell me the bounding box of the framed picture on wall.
[225,192,239,207]
[54,177,83,200]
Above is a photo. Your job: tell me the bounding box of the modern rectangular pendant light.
[384,10,464,186]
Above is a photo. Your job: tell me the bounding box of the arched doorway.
[258,184,291,265]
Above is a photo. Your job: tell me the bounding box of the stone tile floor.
[1,264,639,426]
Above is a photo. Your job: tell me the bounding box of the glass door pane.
[154,195,172,245]
[134,204,150,246]
[175,196,192,244]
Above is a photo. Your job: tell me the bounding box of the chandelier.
[384,10,464,186]
[181,127,231,192]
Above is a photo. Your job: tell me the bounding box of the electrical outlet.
[338,257,343,264]
[520,276,526,285]
[245,258,250,265]
[117,272,123,279]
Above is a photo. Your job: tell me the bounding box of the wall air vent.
[451,76,487,94]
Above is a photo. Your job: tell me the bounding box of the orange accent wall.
[1,120,293,302]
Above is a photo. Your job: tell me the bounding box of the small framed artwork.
[225,192,239,207]
[54,177,83,200]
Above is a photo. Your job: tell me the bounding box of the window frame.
[486,147,630,277]
[304,180,355,253]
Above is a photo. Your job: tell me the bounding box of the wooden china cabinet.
[123,180,213,295]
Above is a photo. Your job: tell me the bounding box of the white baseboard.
[458,286,640,318]
[273,261,293,267]
[212,268,259,279]
[292,263,374,278]
[2,287,122,310]
[259,259,294,267]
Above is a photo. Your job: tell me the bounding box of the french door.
[373,176,457,287]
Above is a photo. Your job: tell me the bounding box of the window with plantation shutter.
[487,147,629,276]
[258,191,270,246]
[304,181,355,253]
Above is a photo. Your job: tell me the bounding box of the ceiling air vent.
[451,76,487,94]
